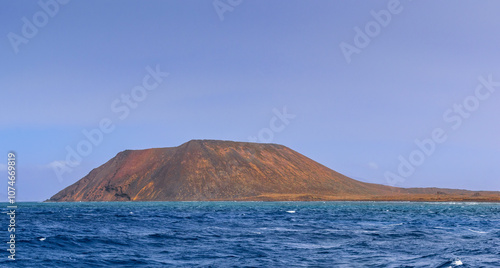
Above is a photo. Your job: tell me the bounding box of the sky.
[1,0,500,201]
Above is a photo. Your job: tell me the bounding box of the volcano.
[48,140,500,202]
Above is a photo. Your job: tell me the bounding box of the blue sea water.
[1,201,499,267]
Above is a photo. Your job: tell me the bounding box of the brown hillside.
[48,140,500,202]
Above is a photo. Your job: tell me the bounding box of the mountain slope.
[48,140,500,202]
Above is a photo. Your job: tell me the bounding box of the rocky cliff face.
[49,140,500,202]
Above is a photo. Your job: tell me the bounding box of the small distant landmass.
[48,140,500,202]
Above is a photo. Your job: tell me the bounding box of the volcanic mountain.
[49,140,500,202]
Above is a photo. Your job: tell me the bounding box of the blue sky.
[1,0,500,201]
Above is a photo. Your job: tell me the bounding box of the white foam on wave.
[360,230,379,234]
[286,242,340,249]
[451,259,463,266]
[262,227,301,232]
[434,226,453,230]
[468,229,488,234]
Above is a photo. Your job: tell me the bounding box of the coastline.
[43,194,500,203]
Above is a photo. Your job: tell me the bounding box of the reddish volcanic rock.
[48,140,500,202]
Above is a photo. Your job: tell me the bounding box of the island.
[48,140,500,202]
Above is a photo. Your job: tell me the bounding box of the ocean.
[1,201,499,267]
